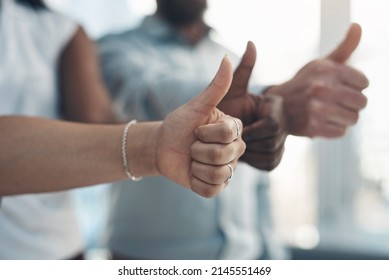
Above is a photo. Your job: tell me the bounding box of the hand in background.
[218,42,287,171]
[157,57,246,197]
[266,23,369,138]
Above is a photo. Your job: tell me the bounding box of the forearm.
[0,116,160,195]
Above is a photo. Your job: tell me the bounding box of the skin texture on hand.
[218,42,287,171]
[266,23,369,138]
[156,57,246,197]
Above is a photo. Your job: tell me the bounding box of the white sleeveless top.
[0,0,84,259]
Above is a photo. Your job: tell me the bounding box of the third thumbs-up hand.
[156,56,246,197]
[266,23,369,138]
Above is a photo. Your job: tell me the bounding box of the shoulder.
[10,1,78,50]
[10,1,76,31]
[37,9,79,49]
[98,27,152,63]
[98,27,147,49]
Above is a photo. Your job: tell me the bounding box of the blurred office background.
[45,0,389,259]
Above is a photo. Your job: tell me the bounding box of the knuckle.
[264,157,282,171]
[362,77,370,89]
[307,101,322,119]
[208,148,225,164]
[327,127,346,138]
[239,140,246,156]
[221,123,235,141]
[265,116,280,132]
[359,93,368,108]
[200,185,220,198]
[308,81,330,99]
[305,120,319,137]
[228,125,237,141]
[190,177,217,198]
[237,118,243,131]
[208,168,224,184]
[259,149,284,171]
[305,128,316,138]
[310,59,335,75]
[262,138,278,152]
[190,176,197,188]
[351,113,359,124]
[337,127,346,137]
[261,162,276,172]
[306,116,317,129]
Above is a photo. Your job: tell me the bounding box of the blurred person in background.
[99,0,368,260]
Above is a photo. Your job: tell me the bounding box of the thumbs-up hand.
[266,23,369,138]
[156,57,246,197]
[218,41,287,171]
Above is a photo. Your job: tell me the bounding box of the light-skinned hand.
[157,56,246,197]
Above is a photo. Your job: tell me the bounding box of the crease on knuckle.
[199,184,220,198]
[263,158,281,171]
[336,127,346,137]
[310,59,335,75]
[239,140,246,156]
[208,168,224,184]
[264,116,280,133]
[224,123,235,141]
[351,113,359,124]
[264,138,278,152]
[208,148,225,164]
[308,81,330,99]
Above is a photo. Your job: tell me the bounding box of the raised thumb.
[326,23,362,63]
[227,41,257,98]
[186,56,233,116]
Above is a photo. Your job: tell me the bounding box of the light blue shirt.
[99,15,286,260]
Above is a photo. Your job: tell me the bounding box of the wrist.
[263,83,293,134]
[125,121,160,177]
[263,83,284,97]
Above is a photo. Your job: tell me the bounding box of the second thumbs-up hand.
[217,41,288,171]
[266,23,369,138]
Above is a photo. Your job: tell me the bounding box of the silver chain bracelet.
[121,120,143,181]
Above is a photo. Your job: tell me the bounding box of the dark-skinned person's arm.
[59,27,117,124]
